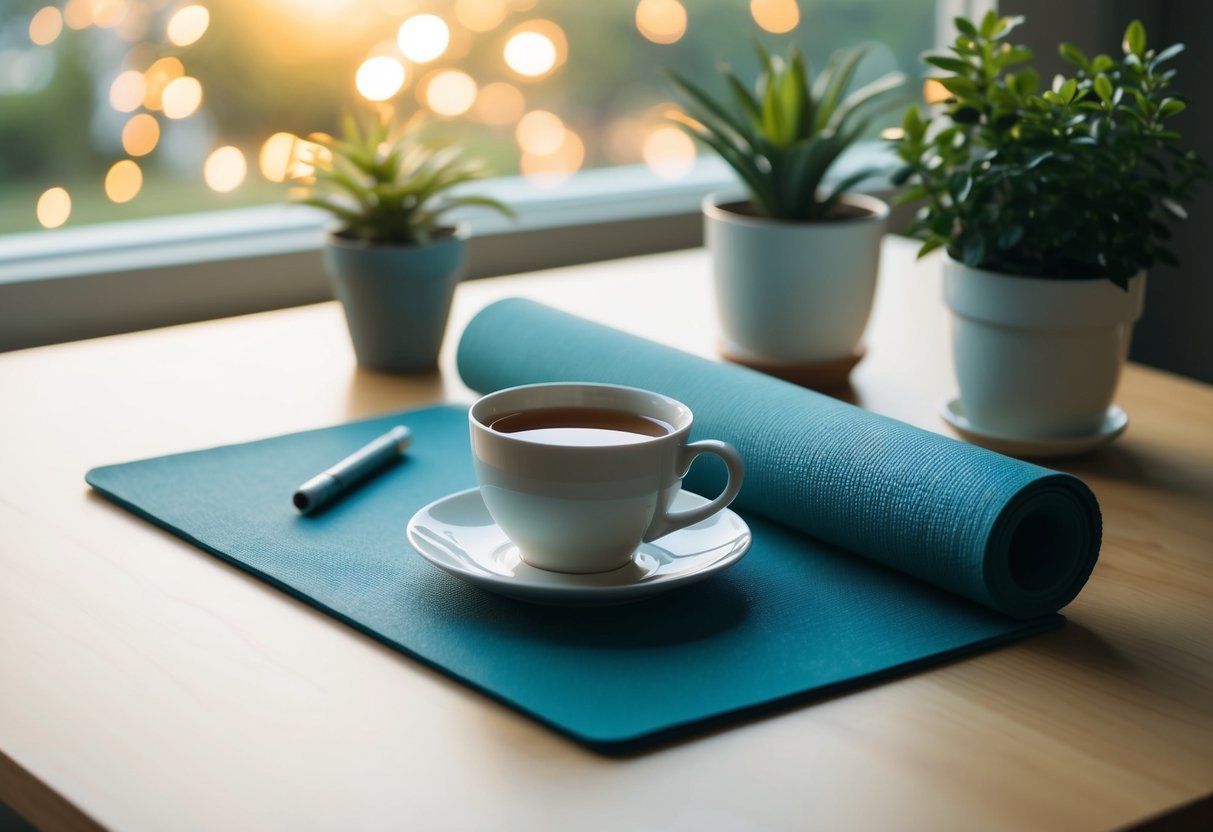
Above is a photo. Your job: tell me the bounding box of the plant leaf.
[1123,20,1146,57]
[924,55,969,73]
[821,166,882,214]
[954,17,978,39]
[815,47,867,131]
[1160,196,1188,219]
[1059,42,1088,68]
[828,71,907,134]
[1150,42,1184,69]
[666,69,758,149]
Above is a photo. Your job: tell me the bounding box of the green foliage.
[296,112,513,246]
[892,12,1208,287]
[668,42,906,221]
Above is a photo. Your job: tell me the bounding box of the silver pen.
[293,425,412,514]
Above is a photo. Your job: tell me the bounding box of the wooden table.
[2,237,1210,831]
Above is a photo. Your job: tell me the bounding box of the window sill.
[0,150,897,352]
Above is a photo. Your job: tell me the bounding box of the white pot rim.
[941,252,1144,288]
[703,192,889,228]
[943,254,1146,330]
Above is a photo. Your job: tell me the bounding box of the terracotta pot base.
[720,343,865,391]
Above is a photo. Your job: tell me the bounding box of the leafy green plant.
[296,112,513,246]
[668,42,905,221]
[892,12,1208,287]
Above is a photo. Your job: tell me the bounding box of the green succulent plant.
[667,41,906,222]
[892,12,1208,288]
[297,112,513,246]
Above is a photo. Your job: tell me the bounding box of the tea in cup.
[468,382,745,573]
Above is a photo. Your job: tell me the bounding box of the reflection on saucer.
[406,488,751,605]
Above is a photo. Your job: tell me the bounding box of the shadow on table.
[1056,441,1213,505]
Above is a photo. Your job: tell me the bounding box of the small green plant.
[892,12,1208,287]
[297,112,513,246]
[667,42,905,221]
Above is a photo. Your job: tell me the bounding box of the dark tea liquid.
[488,407,674,446]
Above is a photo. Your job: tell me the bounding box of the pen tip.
[392,425,413,452]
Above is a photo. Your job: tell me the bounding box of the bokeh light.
[355,55,405,101]
[397,14,450,63]
[105,159,143,203]
[471,81,525,125]
[109,70,146,112]
[504,32,554,77]
[62,0,91,31]
[424,70,478,116]
[259,132,292,183]
[520,129,585,185]
[36,187,71,229]
[642,126,696,179]
[162,76,203,119]
[515,110,565,155]
[751,0,800,34]
[204,146,247,192]
[167,5,210,48]
[29,6,64,46]
[456,0,507,32]
[504,22,566,79]
[142,57,185,110]
[879,127,905,141]
[121,113,160,156]
[636,0,687,45]
[923,78,950,104]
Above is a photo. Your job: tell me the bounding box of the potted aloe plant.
[297,113,513,373]
[893,13,1207,450]
[668,42,905,382]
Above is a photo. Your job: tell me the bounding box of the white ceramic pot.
[704,193,888,363]
[943,256,1146,438]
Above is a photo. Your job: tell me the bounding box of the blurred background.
[0,0,932,233]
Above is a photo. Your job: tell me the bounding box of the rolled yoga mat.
[457,298,1102,619]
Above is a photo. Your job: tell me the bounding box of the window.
[0,0,948,350]
[2,0,934,232]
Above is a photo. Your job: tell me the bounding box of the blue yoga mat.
[86,299,1101,753]
[458,299,1101,620]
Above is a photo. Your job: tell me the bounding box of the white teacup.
[469,382,745,573]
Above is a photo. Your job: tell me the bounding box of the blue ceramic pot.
[324,226,467,373]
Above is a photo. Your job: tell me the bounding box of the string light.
[355,56,405,101]
[424,70,478,116]
[751,0,800,34]
[36,187,71,229]
[204,146,247,193]
[29,7,64,46]
[109,70,146,112]
[167,5,210,48]
[642,126,696,179]
[105,159,143,203]
[121,113,160,156]
[398,14,450,63]
[162,76,203,119]
[636,0,687,45]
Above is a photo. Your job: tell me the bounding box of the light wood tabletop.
[2,236,1210,831]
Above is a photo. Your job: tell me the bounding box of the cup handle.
[643,440,745,542]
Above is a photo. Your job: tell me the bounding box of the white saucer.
[940,398,1128,459]
[406,488,752,605]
